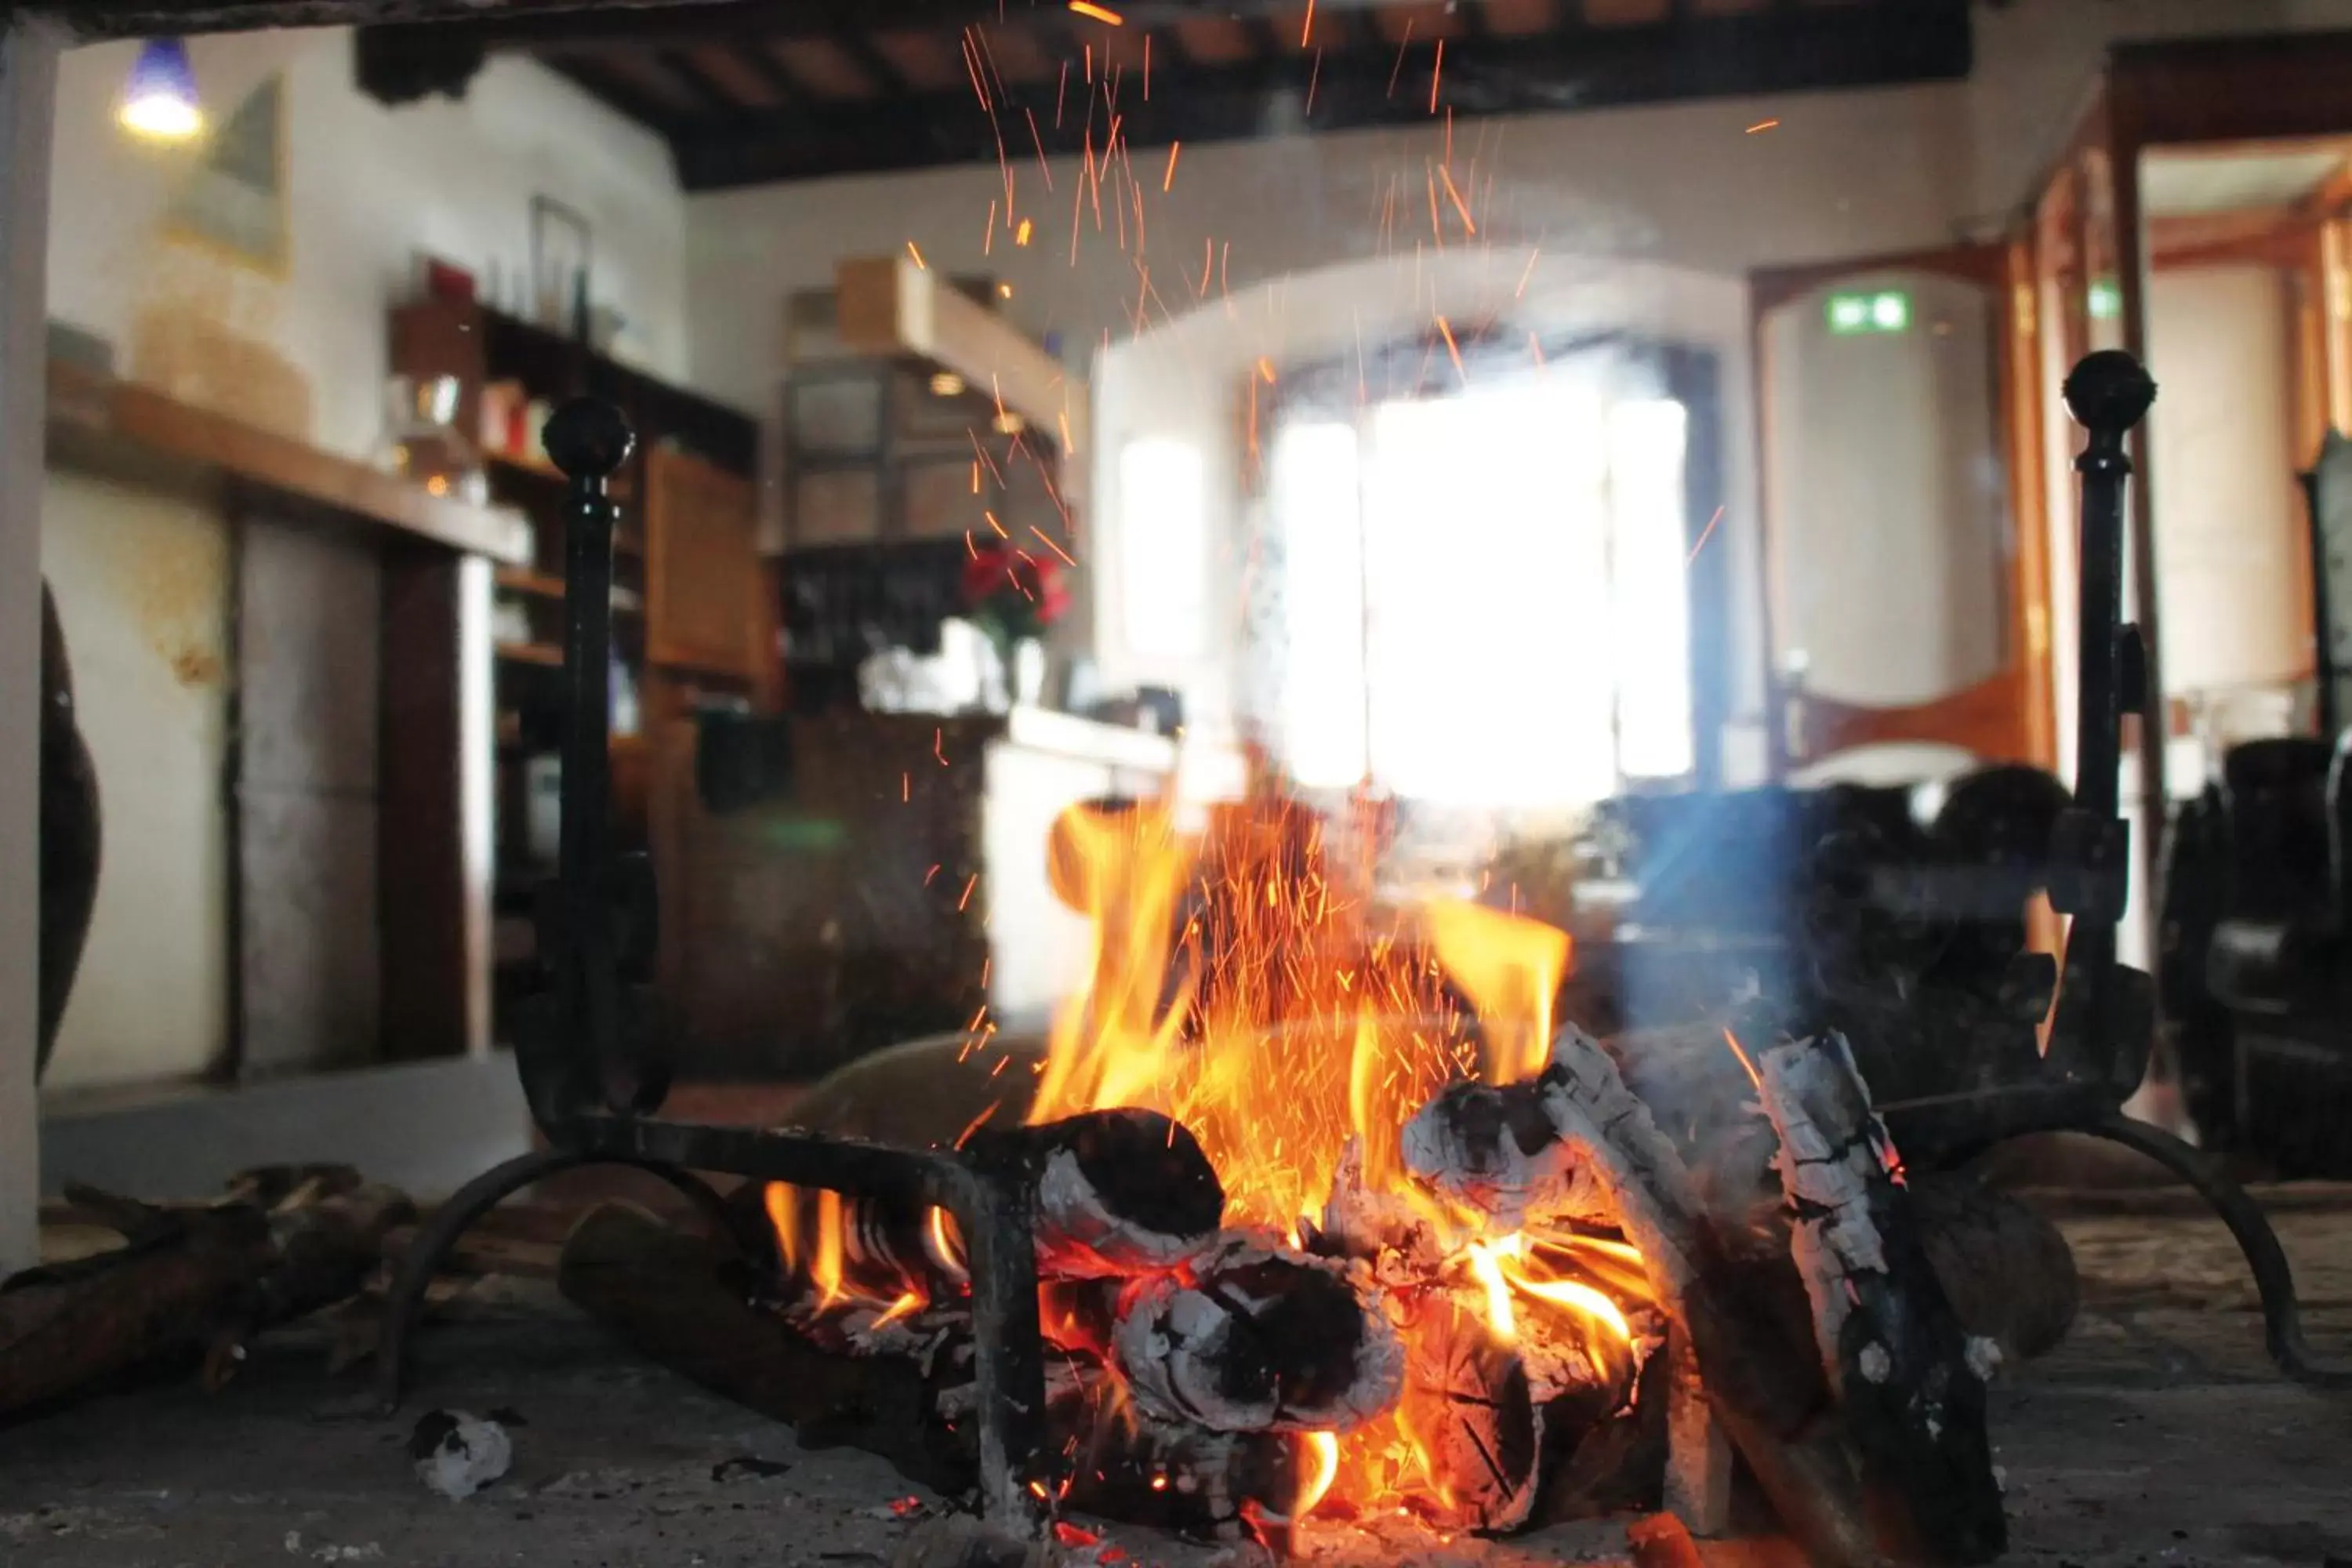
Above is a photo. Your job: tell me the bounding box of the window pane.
[1117,438,1207,659]
[1272,423,1367,789]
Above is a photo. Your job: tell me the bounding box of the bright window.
[1271,370,1694,808]
[1116,438,1207,659]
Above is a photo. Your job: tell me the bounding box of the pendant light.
[118,38,203,143]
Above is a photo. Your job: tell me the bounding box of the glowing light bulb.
[118,38,204,143]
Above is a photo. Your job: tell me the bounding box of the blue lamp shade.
[118,38,202,141]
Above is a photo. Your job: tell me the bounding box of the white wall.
[40,472,232,1093]
[48,29,692,459]
[2145,265,2307,696]
[38,31,688,1093]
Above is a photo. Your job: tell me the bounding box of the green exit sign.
[1825,290,1911,336]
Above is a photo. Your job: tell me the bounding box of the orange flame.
[782,776,1649,1528]
[1423,900,1572,1083]
[1296,1431,1341,1519]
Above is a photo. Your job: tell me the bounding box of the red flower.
[961,543,1069,634]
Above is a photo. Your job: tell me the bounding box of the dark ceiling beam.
[33,0,738,41]
[670,0,1971,190]
[821,0,911,94]
[544,49,691,127]
[652,44,735,110]
[347,0,1416,55]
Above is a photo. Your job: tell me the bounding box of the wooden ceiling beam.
[670,0,1969,188]
[45,0,739,40]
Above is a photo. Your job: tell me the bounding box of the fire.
[761,775,1654,1531]
[1031,779,1648,1528]
[1422,901,1571,1083]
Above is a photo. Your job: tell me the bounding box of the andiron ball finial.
[2061,349,2157,439]
[543,397,636,481]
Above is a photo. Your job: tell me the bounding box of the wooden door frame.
[1748,240,2045,777]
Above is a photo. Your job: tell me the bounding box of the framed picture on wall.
[165,72,289,276]
[529,195,592,332]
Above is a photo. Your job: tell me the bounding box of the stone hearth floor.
[1,1189,2348,1568]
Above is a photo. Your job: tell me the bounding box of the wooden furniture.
[45,361,530,1071]
[45,360,529,563]
[387,297,769,1048]
[644,704,1176,1076]
[776,263,1080,712]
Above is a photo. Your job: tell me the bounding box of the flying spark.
[1436,315,1465,380]
[1066,0,1123,24]
[1686,504,1726,566]
[905,240,927,270]
[1163,141,1181,191]
[1746,118,1780,134]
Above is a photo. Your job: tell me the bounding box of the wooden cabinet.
[647,448,760,678]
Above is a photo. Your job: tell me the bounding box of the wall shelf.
[45,361,532,564]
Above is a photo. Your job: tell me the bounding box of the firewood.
[744,1109,1228,1308]
[1110,1238,1403,1434]
[1392,1293,1546,1532]
[560,1201,974,1495]
[564,1202,1297,1536]
[0,1168,413,1420]
[969,1109,1225,1277]
[1535,1025,1881,1568]
[1047,1381,1298,1537]
[1904,1172,2078,1363]
[1755,1033,2006,1566]
[1399,1077,1614,1232]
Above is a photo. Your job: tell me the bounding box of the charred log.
[1392,1293,1546,1532]
[969,1109,1226,1277]
[1755,1032,2006,1565]
[1905,1172,2078,1363]
[1111,1240,1403,1434]
[561,1202,975,1493]
[1399,1078,1613,1232]
[745,1108,1227,1307]
[0,1168,412,1420]
[1536,1025,1880,1568]
[565,1203,1298,1536]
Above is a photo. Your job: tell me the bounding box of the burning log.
[1534,1026,1881,1568]
[1040,1380,1298,1536]
[1755,1033,2006,1565]
[970,1109,1225,1278]
[1391,1293,1546,1532]
[564,1201,1299,1536]
[0,1168,413,1420]
[1111,1239,1403,1434]
[1399,1077,1614,1232]
[747,1108,1228,1311]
